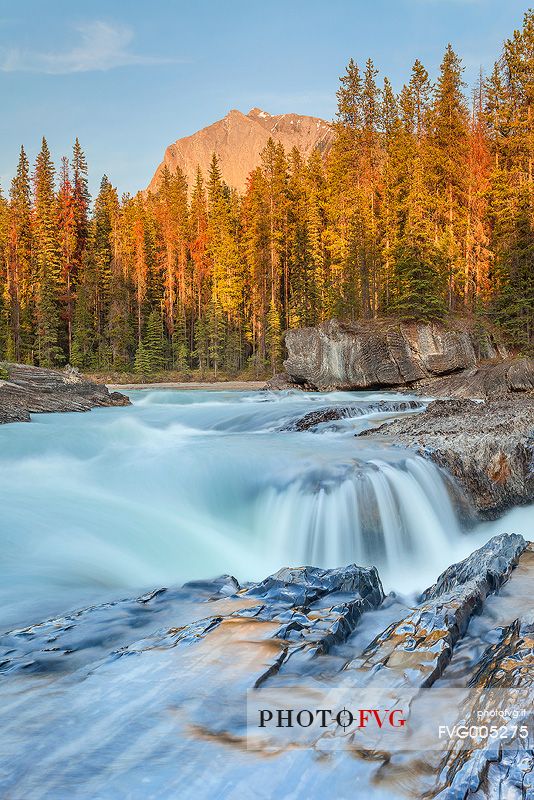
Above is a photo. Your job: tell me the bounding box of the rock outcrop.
[363,397,534,518]
[149,107,334,195]
[414,355,534,399]
[263,372,318,391]
[283,399,423,431]
[282,319,507,392]
[0,362,130,424]
[0,536,531,799]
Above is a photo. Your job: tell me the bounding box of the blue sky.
[0,0,529,197]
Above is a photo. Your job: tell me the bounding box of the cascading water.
[0,388,525,630]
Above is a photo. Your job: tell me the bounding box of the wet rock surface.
[282,319,507,392]
[0,362,130,424]
[284,399,423,431]
[362,397,534,519]
[0,535,531,799]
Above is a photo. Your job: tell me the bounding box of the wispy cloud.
[0,21,178,74]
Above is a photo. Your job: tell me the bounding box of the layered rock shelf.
[0,362,130,424]
[281,318,508,392]
[363,397,534,519]
[0,535,531,799]
[270,318,534,400]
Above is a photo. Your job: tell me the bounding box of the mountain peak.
[247,107,271,119]
[148,107,334,195]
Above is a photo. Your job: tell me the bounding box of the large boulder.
[283,319,506,391]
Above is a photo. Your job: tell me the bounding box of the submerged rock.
[284,399,423,431]
[363,397,534,518]
[0,362,130,424]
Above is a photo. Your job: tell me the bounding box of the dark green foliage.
[391,238,447,321]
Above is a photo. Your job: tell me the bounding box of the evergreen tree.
[57,156,76,359]
[7,146,33,361]
[144,307,166,373]
[72,138,90,267]
[172,304,189,371]
[134,338,151,376]
[391,235,446,321]
[428,45,470,309]
[265,298,282,374]
[33,137,63,366]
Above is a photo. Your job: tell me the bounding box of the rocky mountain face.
[148,107,334,194]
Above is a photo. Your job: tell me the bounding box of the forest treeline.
[0,11,532,375]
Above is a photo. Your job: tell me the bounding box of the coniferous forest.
[0,11,532,377]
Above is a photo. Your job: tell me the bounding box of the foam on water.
[0,388,529,629]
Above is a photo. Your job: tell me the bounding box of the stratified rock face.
[148,107,334,195]
[415,355,534,399]
[0,536,531,799]
[283,319,504,391]
[0,362,130,424]
[364,398,534,518]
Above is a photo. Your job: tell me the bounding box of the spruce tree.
[8,146,33,362]
[391,236,447,322]
[428,45,470,310]
[145,308,166,373]
[265,298,282,374]
[33,137,63,367]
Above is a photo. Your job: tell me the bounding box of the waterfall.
[258,455,461,590]
[0,388,471,627]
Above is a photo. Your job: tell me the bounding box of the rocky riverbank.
[0,362,130,424]
[277,318,509,392]
[0,534,531,799]
[267,317,534,400]
[268,318,534,518]
[361,397,534,519]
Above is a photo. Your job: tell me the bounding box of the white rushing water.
[0,388,531,629]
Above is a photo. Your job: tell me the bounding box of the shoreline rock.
[282,318,508,392]
[410,355,534,399]
[361,397,534,519]
[0,362,130,424]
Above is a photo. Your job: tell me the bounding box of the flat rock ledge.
[362,397,534,519]
[0,362,130,424]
